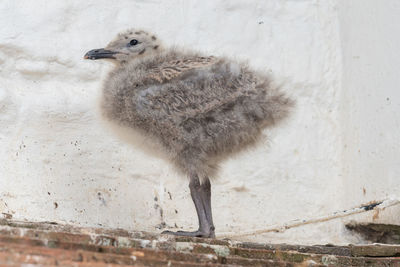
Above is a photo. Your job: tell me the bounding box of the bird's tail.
[263,84,295,126]
[245,80,295,127]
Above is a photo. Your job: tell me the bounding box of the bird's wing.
[139,56,255,122]
[147,56,219,83]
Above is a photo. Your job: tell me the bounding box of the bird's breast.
[100,116,170,161]
[98,88,170,161]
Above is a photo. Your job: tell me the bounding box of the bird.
[84,29,294,238]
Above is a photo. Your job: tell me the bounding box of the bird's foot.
[162,229,215,238]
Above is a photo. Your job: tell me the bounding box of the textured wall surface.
[339,0,400,214]
[0,0,398,245]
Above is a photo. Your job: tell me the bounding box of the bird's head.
[84,29,162,64]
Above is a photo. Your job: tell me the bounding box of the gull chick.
[84,29,294,238]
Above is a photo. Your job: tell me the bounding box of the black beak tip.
[84,50,96,60]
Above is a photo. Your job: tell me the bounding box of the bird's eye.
[129,39,138,46]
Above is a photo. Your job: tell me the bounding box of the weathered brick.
[351,244,400,257]
[1,219,400,266]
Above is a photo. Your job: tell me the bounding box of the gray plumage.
[85,29,294,238]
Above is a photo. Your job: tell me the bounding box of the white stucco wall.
[0,0,398,245]
[338,0,400,219]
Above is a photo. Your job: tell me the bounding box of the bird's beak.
[84,48,118,60]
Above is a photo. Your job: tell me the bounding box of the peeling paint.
[175,242,194,252]
[202,244,230,257]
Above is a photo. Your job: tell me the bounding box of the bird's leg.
[199,177,215,237]
[162,174,215,238]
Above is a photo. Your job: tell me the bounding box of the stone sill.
[0,219,399,266]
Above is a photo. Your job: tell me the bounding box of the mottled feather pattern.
[101,48,294,179]
[148,56,218,82]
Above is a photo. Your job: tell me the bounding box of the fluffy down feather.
[100,47,294,180]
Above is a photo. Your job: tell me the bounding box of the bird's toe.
[161,229,214,238]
